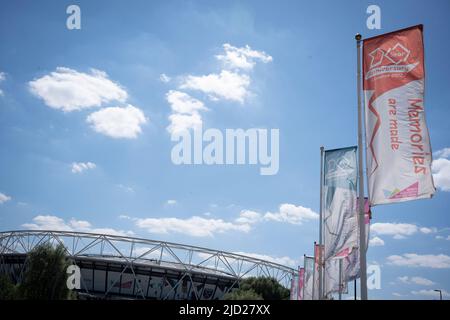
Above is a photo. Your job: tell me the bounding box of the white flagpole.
[356,33,368,300]
[319,146,324,300]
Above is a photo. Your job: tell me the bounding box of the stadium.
[0,230,295,300]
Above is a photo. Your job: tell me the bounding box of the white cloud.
[434,147,450,159]
[398,276,435,286]
[432,157,450,191]
[387,253,450,269]
[411,289,449,299]
[116,184,134,193]
[29,67,128,112]
[134,216,251,237]
[180,70,250,103]
[392,292,407,297]
[0,192,11,204]
[22,215,133,236]
[167,112,202,135]
[235,210,262,225]
[165,91,206,135]
[263,203,319,225]
[71,162,96,173]
[159,73,171,83]
[133,202,317,238]
[166,90,207,114]
[166,199,177,205]
[216,43,273,71]
[0,71,5,96]
[371,222,435,239]
[86,104,147,139]
[233,251,296,267]
[369,236,385,246]
[420,227,437,234]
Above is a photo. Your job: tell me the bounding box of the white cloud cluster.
[134,216,251,237]
[0,192,12,204]
[22,215,133,237]
[369,236,385,246]
[432,148,450,191]
[387,253,450,269]
[233,251,296,267]
[159,73,171,83]
[166,90,207,114]
[235,210,262,224]
[398,276,435,286]
[264,203,319,225]
[0,71,5,96]
[167,113,203,135]
[29,67,127,112]
[131,203,317,238]
[29,67,147,139]
[71,162,96,173]
[434,148,450,159]
[87,105,147,139]
[180,70,251,103]
[216,43,273,71]
[371,222,436,239]
[164,44,271,135]
[166,199,177,205]
[166,90,207,134]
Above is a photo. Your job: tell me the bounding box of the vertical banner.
[313,244,323,300]
[298,267,305,300]
[323,147,358,260]
[290,273,298,300]
[324,258,348,297]
[363,25,435,205]
[343,198,371,282]
[303,256,314,300]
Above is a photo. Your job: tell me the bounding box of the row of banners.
[291,25,435,300]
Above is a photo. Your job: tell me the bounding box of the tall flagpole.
[319,146,324,299]
[356,33,368,300]
[338,259,342,300]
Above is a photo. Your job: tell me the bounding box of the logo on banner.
[383,181,419,200]
[365,42,418,80]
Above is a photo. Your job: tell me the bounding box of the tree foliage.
[224,277,290,300]
[0,243,75,300]
[0,275,19,300]
[19,243,72,300]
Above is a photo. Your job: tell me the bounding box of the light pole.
[434,289,443,300]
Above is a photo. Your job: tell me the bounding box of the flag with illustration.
[323,147,358,260]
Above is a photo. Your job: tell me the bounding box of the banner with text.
[363,25,435,205]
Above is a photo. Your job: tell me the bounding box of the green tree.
[19,243,73,300]
[224,277,290,300]
[0,275,19,300]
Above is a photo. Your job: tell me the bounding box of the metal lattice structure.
[0,230,295,300]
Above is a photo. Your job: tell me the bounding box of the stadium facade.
[0,230,295,300]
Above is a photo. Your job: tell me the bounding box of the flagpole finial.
[355,33,362,41]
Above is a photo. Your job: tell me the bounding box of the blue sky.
[1,0,449,299]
